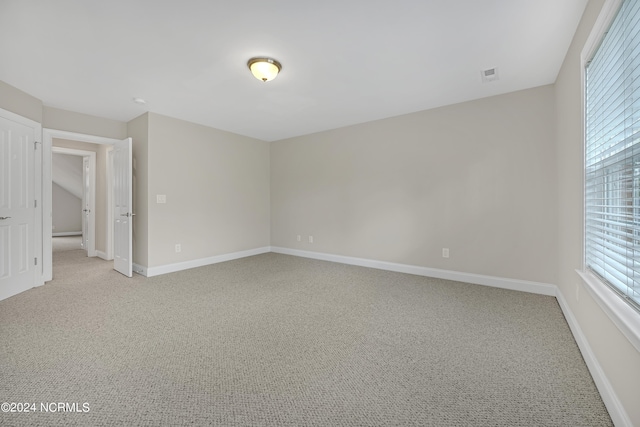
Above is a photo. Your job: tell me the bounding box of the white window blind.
[585,0,640,311]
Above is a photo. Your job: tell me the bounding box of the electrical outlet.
[309,236,314,243]
[442,248,449,258]
[175,244,181,253]
[297,235,301,242]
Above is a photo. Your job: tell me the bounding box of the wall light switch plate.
[157,194,167,204]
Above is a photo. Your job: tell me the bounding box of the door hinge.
[34,140,41,150]
[34,200,37,208]
[34,258,38,266]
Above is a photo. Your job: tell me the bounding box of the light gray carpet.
[0,251,612,426]
[52,236,83,253]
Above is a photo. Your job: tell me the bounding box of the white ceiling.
[0,0,587,142]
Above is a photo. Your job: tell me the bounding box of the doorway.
[43,129,132,281]
[51,147,96,258]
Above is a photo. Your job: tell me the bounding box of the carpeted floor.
[52,235,83,253]
[0,251,612,426]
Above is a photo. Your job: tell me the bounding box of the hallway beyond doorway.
[52,235,82,253]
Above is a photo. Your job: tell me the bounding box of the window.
[585,0,640,312]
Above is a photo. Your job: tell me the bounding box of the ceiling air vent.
[481,67,499,83]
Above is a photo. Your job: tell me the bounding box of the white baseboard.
[135,246,556,296]
[52,232,82,237]
[144,247,271,277]
[96,251,113,261]
[555,289,632,427]
[132,263,147,277]
[270,247,556,296]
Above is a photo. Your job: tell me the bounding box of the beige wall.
[43,106,127,140]
[52,138,110,254]
[271,85,558,284]
[0,81,127,138]
[52,183,82,233]
[127,113,149,268]
[0,80,42,123]
[556,0,640,424]
[146,113,270,268]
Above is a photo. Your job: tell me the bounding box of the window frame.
[579,0,640,353]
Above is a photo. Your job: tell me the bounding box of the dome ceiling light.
[247,57,282,82]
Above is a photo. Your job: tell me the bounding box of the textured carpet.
[52,236,83,252]
[0,251,612,426]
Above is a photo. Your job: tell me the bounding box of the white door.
[113,137,132,277]
[0,115,36,300]
[81,156,89,251]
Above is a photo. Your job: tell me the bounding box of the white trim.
[96,250,109,261]
[577,269,640,353]
[52,231,82,237]
[133,247,557,297]
[145,247,272,277]
[42,131,52,281]
[52,146,96,155]
[44,129,122,146]
[132,263,147,277]
[581,0,623,67]
[270,247,556,296]
[106,146,114,260]
[556,288,633,427]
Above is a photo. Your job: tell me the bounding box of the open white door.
[0,115,37,300]
[113,137,133,277]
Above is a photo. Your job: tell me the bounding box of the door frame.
[51,147,96,256]
[42,129,119,282]
[106,146,114,260]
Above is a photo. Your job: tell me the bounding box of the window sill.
[576,269,640,354]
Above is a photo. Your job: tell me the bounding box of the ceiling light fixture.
[247,57,282,82]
